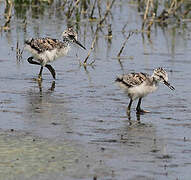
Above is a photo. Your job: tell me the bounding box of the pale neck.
[151,75,159,86]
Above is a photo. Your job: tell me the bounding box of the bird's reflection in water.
[25,80,57,116]
[126,109,141,127]
[24,80,73,138]
[37,80,55,93]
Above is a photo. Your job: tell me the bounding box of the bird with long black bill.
[116,67,175,114]
[25,28,86,81]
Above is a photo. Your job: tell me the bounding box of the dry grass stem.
[117,31,134,57]
[83,29,98,65]
[99,0,115,26]
[69,0,80,17]
[146,12,155,32]
[16,41,24,61]
[144,0,151,21]
[0,0,12,31]
[83,0,116,65]
[90,0,97,18]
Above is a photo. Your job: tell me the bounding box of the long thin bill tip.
[75,40,86,50]
[164,81,175,91]
[169,85,175,91]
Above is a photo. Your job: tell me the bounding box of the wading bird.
[116,67,175,114]
[25,28,86,81]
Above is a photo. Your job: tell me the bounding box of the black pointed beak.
[74,39,86,50]
[164,80,175,90]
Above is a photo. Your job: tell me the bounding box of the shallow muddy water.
[0,1,191,180]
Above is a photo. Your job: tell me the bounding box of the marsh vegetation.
[0,0,191,179]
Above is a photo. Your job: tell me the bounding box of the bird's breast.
[127,83,158,100]
[55,46,70,59]
[40,46,71,65]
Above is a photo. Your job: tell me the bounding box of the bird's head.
[62,28,86,50]
[153,67,175,90]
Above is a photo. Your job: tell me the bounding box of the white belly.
[25,45,70,66]
[128,83,158,100]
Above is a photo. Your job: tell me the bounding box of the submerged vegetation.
[1,0,191,32]
[138,0,191,33]
[0,0,191,62]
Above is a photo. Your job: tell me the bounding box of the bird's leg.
[28,57,56,80]
[127,99,133,115]
[38,66,43,81]
[48,81,56,91]
[28,57,42,81]
[45,64,56,79]
[37,79,42,92]
[127,109,132,126]
[136,113,141,124]
[27,57,40,65]
[136,98,142,113]
[136,98,150,114]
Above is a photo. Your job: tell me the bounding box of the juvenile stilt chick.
[25,27,86,81]
[116,67,175,114]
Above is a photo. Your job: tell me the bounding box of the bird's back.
[25,37,66,53]
[116,72,150,88]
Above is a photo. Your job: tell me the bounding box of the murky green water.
[0,0,191,179]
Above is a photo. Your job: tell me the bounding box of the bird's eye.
[69,35,75,39]
[159,75,163,79]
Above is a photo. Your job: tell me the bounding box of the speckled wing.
[25,37,65,53]
[116,72,149,87]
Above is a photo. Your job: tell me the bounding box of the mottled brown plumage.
[25,38,66,53]
[116,68,175,114]
[24,27,86,80]
[116,72,149,87]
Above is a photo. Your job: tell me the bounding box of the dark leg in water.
[45,64,56,79]
[127,99,133,115]
[27,57,56,79]
[136,98,149,114]
[38,66,43,81]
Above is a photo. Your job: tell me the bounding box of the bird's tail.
[115,76,123,82]
[24,39,30,45]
